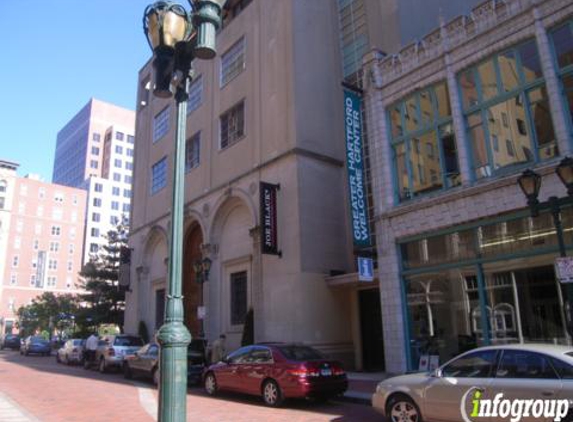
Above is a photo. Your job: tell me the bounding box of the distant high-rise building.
[0,167,87,335]
[52,98,135,264]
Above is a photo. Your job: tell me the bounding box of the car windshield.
[277,345,324,361]
[113,336,143,347]
[31,336,47,343]
[72,340,83,346]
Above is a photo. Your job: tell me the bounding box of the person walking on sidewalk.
[84,333,98,368]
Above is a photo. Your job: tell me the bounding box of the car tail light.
[332,366,345,376]
[288,366,319,378]
[108,347,115,357]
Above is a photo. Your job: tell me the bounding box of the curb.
[338,392,371,406]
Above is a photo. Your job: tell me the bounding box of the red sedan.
[203,343,348,406]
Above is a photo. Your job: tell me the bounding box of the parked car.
[95,334,144,373]
[56,339,85,365]
[123,343,160,384]
[20,336,51,356]
[1,334,21,350]
[124,339,208,386]
[203,343,348,406]
[372,344,573,422]
[188,338,208,385]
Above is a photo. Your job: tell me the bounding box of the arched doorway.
[183,224,204,337]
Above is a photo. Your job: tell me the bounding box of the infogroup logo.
[460,387,570,422]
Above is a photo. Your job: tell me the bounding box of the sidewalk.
[0,392,40,422]
[343,371,388,405]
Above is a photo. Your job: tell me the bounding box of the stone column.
[532,5,572,155]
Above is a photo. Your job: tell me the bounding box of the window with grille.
[220,101,245,149]
[230,271,247,325]
[337,0,369,88]
[187,75,203,114]
[185,132,201,172]
[221,37,245,86]
[151,157,168,195]
[153,106,170,142]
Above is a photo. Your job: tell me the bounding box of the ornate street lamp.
[142,2,226,421]
[557,156,573,196]
[517,169,541,216]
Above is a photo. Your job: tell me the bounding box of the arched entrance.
[183,224,204,337]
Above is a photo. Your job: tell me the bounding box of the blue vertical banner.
[343,89,371,247]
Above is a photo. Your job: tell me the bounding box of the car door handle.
[542,391,555,397]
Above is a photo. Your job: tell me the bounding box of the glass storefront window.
[394,143,409,200]
[468,113,490,178]
[460,70,478,109]
[517,40,543,83]
[551,23,573,70]
[406,269,485,369]
[478,59,498,101]
[482,266,567,345]
[459,39,553,179]
[488,95,534,170]
[389,82,458,202]
[499,50,519,92]
[528,86,558,159]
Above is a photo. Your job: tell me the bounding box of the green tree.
[78,218,129,332]
[16,292,78,337]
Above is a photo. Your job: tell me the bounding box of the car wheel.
[204,372,218,396]
[98,358,107,374]
[123,363,133,379]
[387,394,422,422]
[65,354,71,365]
[152,367,159,386]
[262,379,283,407]
[56,353,61,363]
[24,350,29,356]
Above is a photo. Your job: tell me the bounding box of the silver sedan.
[56,339,85,365]
[372,344,573,422]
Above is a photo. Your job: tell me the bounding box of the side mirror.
[431,368,442,378]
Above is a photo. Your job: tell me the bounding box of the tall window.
[389,82,459,201]
[230,271,247,325]
[337,0,369,88]
[153,106,170,142]
[549,21,573,134]
[185,132,201,172]
[221,37,245,86]
[151,157,168,195]
[187,75,203,114]
[220,100,245,149]
[459,39,556,180]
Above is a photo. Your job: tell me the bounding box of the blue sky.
[0,0,158,180]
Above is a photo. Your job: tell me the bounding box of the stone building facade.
[363,0,573,372]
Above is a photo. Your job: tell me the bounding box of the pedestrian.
[85,332,99,366]
[210,334,226,364]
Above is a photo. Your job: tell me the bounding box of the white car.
[372,344,573,422]
[56,339,85,365]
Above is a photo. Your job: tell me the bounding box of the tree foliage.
[16,292,78,337]
[78,219,129,332]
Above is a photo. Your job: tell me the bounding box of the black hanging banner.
[260,182,281,256]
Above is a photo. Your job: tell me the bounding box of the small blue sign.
[358,257,374,282]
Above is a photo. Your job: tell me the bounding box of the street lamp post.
[518,157,573,338]
[143,2,226,421]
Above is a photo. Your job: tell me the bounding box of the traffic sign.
[555,257,573,284]
[358,257,374,282]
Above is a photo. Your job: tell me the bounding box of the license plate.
[320,368,332,376]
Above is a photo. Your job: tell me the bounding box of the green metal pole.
[156,79,192,422]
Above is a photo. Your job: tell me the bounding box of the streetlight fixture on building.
[142,1,226,421]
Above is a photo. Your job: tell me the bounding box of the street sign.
[555,257,573,283]
[358,257,374,282]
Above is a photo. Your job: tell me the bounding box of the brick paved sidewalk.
[0,352,154,422]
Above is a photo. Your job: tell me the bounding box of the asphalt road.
[0,349,382,422]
